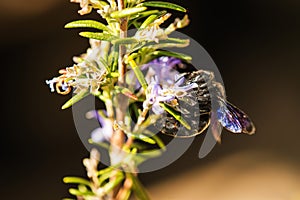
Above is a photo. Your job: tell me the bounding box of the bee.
[155,70,255,140]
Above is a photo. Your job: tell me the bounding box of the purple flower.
[143,56,182,87]
[86,110,113,143]
[142,57,198,114]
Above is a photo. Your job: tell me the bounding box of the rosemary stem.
[110,0,129,198]
[111,0,128,155]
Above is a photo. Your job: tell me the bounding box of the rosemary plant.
[46,0,255,199]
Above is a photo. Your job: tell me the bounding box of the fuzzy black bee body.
[155,70,255,138]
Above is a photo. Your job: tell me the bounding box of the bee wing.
[217,97,255,135]
[225,100,255,134]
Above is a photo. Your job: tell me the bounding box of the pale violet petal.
[152,103,164,115]
[174,75,186,86]
[91,127,105,142]
[156,95,175,102]
[102,122,113,140]
[174,83,198,92]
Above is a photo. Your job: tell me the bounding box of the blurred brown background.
[0,0,299,199]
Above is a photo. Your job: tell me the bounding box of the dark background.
[1,0,299,199]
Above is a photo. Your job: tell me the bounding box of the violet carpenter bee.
[155,69,256,139]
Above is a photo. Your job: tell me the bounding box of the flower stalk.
[111,0,130,198]
[111,0,128,161]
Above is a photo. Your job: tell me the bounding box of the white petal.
[91,127,105,142]
[152,103,164,115]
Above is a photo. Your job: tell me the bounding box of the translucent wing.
[217,97,255,135]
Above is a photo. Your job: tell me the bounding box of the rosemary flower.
[134,14,190,43]
[97,0,117,18]
[46,39,108,94]
[86,110,113,143]
[71,0,93,15]
[142,57,198,114]
[134,14,171,43]
[71,0,105,15]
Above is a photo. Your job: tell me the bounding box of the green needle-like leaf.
[141,1,186,12]
[110,45,119,72]
[133,150,163,166]
[97,167,114,176]
[68,188,82,196]
[145,132,166,150]
[160,103,191,130]
[128,10,166,28]
[61,89,89,109]
[79,32,116,41]
[102,172,124,193]
[127,57,148,90]
[127,132,157,144]
[65,20,110,32]
[139,10,167,28]
[63,177,91,187]
[151,50,192,61]
[145,38,190,49]
[129,173,151,200]
[129,38,190,53]
[130,9,161,20]
[110,7,147,18]
[88,139,110,149]
[112,37,139,45]
[68,188,94,196]
[140,15,158,29]
[98,171,114,186]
